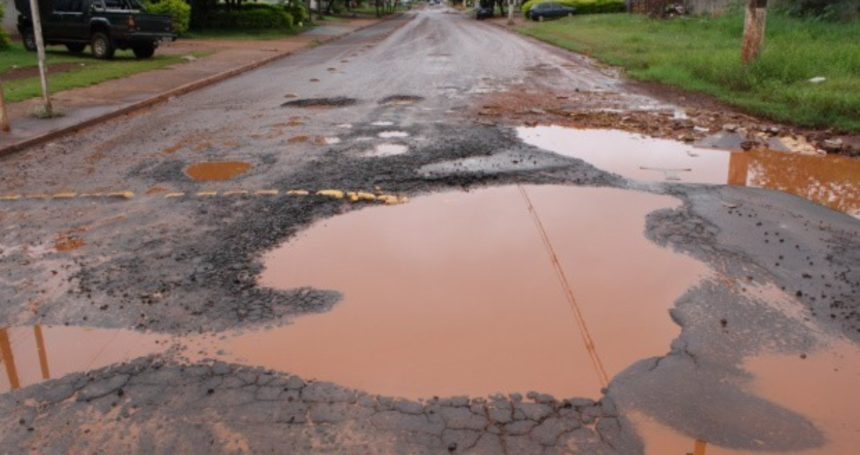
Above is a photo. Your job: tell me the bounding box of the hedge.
[145,0,192,35]
[522,0,625,16]
[207,6,294,30]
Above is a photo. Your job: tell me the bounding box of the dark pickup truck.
[16,0,176,59]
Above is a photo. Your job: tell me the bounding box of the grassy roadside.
[1,43,208,103]
[517,12,860,132]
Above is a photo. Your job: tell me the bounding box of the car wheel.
[23,29,37,52]
[90,32,115,60]
[66,43,86,53]
[132,43,156,59]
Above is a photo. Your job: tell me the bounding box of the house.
[2,0,19,37]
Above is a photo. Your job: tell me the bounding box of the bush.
[283,3,309,25]
[145,0,192,35]
[777,0,860,21]
[208,5,294,30]
[522,0,625,16]
[0,5,10,50]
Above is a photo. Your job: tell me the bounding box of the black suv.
[16,0,176,59]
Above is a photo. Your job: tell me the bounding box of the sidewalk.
[0,17,381,156]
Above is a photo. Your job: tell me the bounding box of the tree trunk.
[741,0,767,64]
[507,0,514,24]
[0,80,10,132]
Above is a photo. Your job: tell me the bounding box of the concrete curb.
[0,16,400,158]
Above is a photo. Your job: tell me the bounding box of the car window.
[54,0,79,12]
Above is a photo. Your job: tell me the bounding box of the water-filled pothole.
[281,97,358,108]
[632,340,860,455]
[203,185,707,399]
[0,325,169,393]
[519,126,860,217]
[185,161,251,181]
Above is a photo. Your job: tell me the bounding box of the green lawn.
[1,43,206,103]
[518,12,860,132]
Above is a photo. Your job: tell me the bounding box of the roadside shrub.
[145,0,192,35]
[0,6,10,50]
[522,0,625,16]
[776,0,860,21]
[208,4,294,30]
[282,2,309,24]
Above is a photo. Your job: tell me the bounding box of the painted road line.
[1,189,410,205]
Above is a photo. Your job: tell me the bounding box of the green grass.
[0,43,207,103]
[517,12,860,132]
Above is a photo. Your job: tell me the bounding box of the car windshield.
[92,0,144,11]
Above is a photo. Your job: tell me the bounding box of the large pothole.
[194,185,708,399]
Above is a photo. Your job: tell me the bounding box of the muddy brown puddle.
[185,161,251,181]
[201,185,709,399]
[518,126,860,218]
[0,325,169,393]
[632,339,860,455]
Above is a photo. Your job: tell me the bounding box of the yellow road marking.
[1,189,409,205]
[52,192,77,199]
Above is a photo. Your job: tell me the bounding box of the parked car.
[15,0,176,59]
[476,5,493,19]
[528,2,575,21]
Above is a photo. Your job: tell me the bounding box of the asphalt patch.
[281,97,359,108]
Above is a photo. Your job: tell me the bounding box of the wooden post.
[28,0,54,117]
[741,0,767,64]
[0,79,9,132]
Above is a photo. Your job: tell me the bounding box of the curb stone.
[0,14,403,159]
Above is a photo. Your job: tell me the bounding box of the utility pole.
[741,0,767,64]
[0,79,9,132]
[28,0,53,116]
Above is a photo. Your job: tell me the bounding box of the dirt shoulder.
[486,14,859,158]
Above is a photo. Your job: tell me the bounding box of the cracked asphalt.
[1,5,858,455]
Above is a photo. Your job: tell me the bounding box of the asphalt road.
[0,6,858,455]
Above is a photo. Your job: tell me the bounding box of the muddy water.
[0,325,169,393]
[632,340,860,455]
[518,126,860,217]
[206,186,707,399]
[185,161,251,181]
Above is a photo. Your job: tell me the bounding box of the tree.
[741,0,767,64]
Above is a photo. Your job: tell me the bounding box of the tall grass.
[518,12,860,132]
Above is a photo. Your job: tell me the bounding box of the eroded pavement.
[1,6,859,455]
